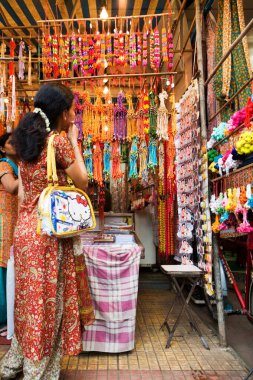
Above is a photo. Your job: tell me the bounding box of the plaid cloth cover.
[82,243,142,353]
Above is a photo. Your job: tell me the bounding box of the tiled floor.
[0,287,249,379]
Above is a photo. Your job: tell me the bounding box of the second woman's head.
[13,83,75,162]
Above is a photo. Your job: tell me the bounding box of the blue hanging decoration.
[83,135,93,180]
[128,136,138,179]
[103,142,111,182]
[148,137,158,172]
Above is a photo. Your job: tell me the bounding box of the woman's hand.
[67,124,79,146]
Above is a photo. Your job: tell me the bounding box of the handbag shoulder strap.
[47,134,58,185]
[47,134,74,187]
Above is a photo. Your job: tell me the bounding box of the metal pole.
[195,0,227,347]
[40,71,177,83]
[205,18,253,86]
[213,235,227,346]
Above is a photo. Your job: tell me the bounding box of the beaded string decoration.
[149,91,157,136]
[93,90,103,141]
[100,29,106,69]
[158,178,166,257]
[103,142,111,182]
[111,141,123,180]
[128,136,138,179]
[162,16,168,64]
[18,40,25,80]
[93,141,103,185]
[74,92,83,140]
[154,25,160,70]
[119,27,125,65]
[42,34,52,79]
[126,93,137,139]
[106,33,112,67]
[52,34,59,78]
[78,34,84,75]
[142,25,148,67]
[71,33,78,75]
[114,91,127,141]
[94,27,101,70]
[157,90,169,140]
[148,137,158,172]
[83,136,93,180]
[139,140,148,184]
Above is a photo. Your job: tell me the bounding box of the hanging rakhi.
[149,91,157,136]
[18,40,25,80]
[83,136,93,180]
[114,92,127,140]
[126,93,137,139]
[162,17,168,64]
[167,26,174,70]
[106,34,113,67]
[128,136,138,179]
[59,36,65,77]
[52,34,59,78]
[124,33,129,66]
[27,45,32,85]
[157,90,169,140]
[137,31,142,66]
[154,25,160,70]
[129,21,136,68]
[148,137,158,172]
[0,41,6,86]
[82,32,89,73]
[93,141,103,185]
[78,35,84,75]
[64,36,70,77]
[71,33,78,75]
[114,27,119,66]
[142,25,148,67]
[150,28,155,71]
[103,142,111,182]
[88,36,95,74]
[111,141,123,180]
[139,140,148,183]
[100,29,106,69]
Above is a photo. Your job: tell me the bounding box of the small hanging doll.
[157,90,169,140]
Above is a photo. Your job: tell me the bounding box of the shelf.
[212,117,253,149]
[211,162,253,182]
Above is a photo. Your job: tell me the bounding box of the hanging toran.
[114,92,127,141]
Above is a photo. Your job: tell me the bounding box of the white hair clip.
[33,107,51,132]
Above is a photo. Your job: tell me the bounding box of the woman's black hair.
[12,83,74,162]
[0,132,12,158]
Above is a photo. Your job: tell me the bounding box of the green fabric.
[0,267,7,325]
[214,0,251,121]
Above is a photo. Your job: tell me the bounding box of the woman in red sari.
[0,84,94,380]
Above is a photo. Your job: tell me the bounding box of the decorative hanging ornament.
[103,142,111,182]
[149,91,157,136]
[52,34,59,78]
[18,40,25,80]
[157,90,169,140]
[128,136,139,179]
[27,45,32,85]
[154,26,160,70]
[71,33,78,75]
[114,91,127,141]
[148,137,158,172]
[83,136,93,180]
[111,141,123,180]
[139,140,148,184]
[93,141,103,185]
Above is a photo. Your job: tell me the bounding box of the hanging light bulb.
[103,85,109,95]
[100,6,109,20]
[166,79,170,86]
[103,76,108,83]
[104,125,109,132]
